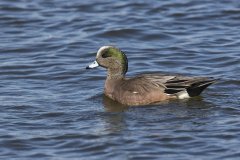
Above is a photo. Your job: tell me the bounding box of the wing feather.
[117,73,215,96]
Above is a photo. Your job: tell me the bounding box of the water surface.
[0,0,240,159]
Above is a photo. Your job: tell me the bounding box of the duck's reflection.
[102,95,129,112]
[100,94,216,134]
[94,95,129,134]
[102,94,215,111]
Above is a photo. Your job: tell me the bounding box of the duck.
[86,46,216,106]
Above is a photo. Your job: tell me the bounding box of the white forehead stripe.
[96,46,112,57]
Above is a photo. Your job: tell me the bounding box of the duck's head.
[86,46,128,76]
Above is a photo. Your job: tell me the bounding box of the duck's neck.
[106,67,125,80]
[104,69,125,99]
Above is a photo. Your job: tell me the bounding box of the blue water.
[0,0,240,159]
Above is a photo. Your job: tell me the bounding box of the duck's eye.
[102,51,111,58]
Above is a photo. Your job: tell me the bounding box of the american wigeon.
[86,46,216,106]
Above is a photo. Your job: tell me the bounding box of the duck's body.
[104,73,215,106]
[104,74,169,106]
[87,46,216,106]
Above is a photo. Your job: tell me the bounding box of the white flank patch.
[177,90,190,99]
[97,46,112,57]
[133,91,138,94]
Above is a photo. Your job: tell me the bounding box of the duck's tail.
[186,79,216,97]
[164,78,217,99]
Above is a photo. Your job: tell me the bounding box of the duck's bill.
[86,60,99,69]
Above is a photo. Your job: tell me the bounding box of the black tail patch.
[164,79,216,96]
[187,80,215,97]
